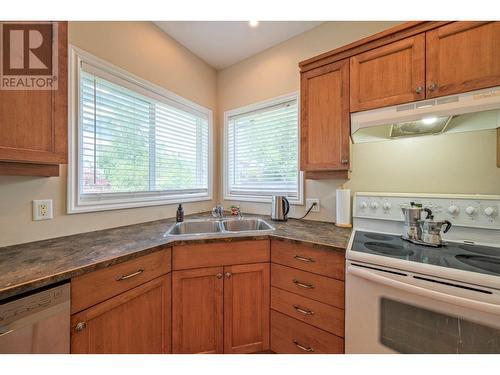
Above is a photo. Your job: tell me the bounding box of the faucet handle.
[212,204,224,218]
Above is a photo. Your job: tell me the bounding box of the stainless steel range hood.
[351,87,500,143]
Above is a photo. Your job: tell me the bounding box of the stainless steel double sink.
[165,218,275,239]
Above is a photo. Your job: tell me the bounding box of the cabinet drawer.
[271,240,345,280]
[71,248,171,313]
[271,264,344,308]
[173,240,270,270]
[271,287,344,337]
[271,311,344,354]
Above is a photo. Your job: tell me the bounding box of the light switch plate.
[33,199,53,221]
[306,198,320,212]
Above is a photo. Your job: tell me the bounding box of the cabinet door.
[426,21,500,98]
[224,263,270,354]
[350,34,425,112]
[71,275,171,354]
[172,267,224,354]
[300,58,350,172]
[0,22,67,165]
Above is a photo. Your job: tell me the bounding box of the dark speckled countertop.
[0,213,351,301]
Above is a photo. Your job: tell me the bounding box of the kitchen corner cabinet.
[350,34,425,112]
[71,275,171,354]
[171,240,270,354]
[426,22,500,98]
[0,21,67,177]
[300,58,350,176]
[172,263,270,354]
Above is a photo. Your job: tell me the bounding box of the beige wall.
[218,21,500,221]
[0,22,218,247]
[2,21,499,247]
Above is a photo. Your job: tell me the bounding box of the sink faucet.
[212,204,224,219]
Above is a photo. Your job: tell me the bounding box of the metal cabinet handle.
[225,272,232,279]
[292,339,314,352]
[116,268,144,281]
[293,279,314,289]
[341,159,349,164]
[75,321,87,332]
[428,82,438,91]
[415,86,423,93]
[293,304,314,316]
[216,273,223,279]
[294,255,315,263]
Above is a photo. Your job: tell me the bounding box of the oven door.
[345,261,500,354]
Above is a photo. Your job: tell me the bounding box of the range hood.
[351,87,500,143]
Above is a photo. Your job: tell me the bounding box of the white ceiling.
[153,21,322,70]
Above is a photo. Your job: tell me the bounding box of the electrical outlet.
[33,199,53,221]
[306,198,320,212]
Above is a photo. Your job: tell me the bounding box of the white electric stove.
[345,192,500,354]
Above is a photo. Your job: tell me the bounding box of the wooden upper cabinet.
[426,21,500,98]
[350,34,425,112]
[300,58,350,172]
[172,267,224,354]
[71,275,171,354]
[224,263,270,354]
[0,21,67,176]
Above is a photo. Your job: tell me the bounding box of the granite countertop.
[0,213,351,301]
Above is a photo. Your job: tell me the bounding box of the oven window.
[380,298,500,353]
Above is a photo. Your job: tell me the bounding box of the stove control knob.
[359,201,368,209]
[448,205,459,215]
[382,202,391,211]
[370,202,379,209]
[465,206,476,216]
[484,207,496,217]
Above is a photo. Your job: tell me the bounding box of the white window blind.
[69,49,212,213]
[225,96,301,202]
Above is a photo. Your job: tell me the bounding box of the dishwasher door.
[0,283,70,354]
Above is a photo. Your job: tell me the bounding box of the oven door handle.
[347,265,500,315]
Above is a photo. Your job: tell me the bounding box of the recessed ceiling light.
[421,116,438,125]
[249,21,259,28]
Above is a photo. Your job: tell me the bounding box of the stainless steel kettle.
[421,215,452,246]
[401,202,432,241]
[271,196,290,221]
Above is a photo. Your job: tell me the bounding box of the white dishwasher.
[0,283,70,354]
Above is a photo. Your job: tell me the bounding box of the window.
[224,94,303,204]
[68,47,212,213]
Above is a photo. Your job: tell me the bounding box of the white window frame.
[223,93,304,205]
[67,46,213,214]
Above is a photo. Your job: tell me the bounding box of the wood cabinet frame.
[0,21,67,176]
[349,34,425,112]
[300,58,350,172]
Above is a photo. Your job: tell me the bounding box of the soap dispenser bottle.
[176,204,184,223]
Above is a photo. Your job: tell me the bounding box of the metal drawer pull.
[293,279,314,289]
[293,304,314,316]
[116,268,144,281]
[293,339,314,352]
[294,255,315,263]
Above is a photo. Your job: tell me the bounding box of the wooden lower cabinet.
[71,274,171,354]
[172,263,270,354]
[224,263,270,354]
[271,311,344,354]
[172,267,224,354]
